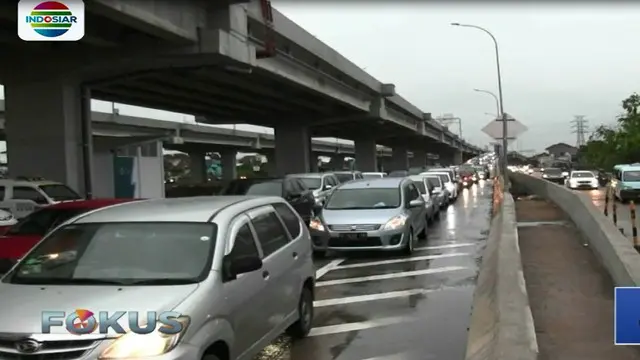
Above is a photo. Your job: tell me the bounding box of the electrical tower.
[570,115,589,147]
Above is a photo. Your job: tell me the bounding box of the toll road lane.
[254,180,493,360]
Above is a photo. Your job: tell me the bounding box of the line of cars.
[0,167,478,360]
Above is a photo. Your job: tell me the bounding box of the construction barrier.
[631,201,639,251]
[612,196,618,227]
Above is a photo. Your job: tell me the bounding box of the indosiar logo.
[18,0,84,41]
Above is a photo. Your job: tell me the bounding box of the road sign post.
[481,114,528,184]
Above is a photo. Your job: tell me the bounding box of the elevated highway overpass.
[0,0,482,194]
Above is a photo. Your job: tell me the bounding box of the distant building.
[545,143,578,158]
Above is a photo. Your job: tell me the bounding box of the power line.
[570,115,589,147]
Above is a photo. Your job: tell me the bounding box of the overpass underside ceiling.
[91,66,362,127]
[311,119,413,142]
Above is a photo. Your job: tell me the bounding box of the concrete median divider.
[509,172,640,287]
[465,189,538,360]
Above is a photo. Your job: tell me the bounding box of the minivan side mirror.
[408,199,423,208]
[324,184,333,190]
[223,256,262,281]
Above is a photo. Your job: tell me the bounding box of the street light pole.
[452,23,508,186]
[474,88,500,120]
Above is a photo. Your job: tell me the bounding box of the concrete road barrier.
[509,172,640,286]
[465,191,538,360]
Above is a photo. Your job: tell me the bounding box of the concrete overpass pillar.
[410,150,427,168]
[378,156,391,172]
[328,154,344,170]
[5,79,93,194]
[274,123,311,175]
[354,138,378,172]
[221,150,237,180]
[188,151,208,183]
[453,150,463,165]
[390,145,409,171]
[310,153,319,173]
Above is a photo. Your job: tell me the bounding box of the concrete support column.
[328,154,344,170]
[453,150,463,165]
[188,151,208,183]
[221,150,237,180]
[354,138,378,172]
[410,150,427,168]
[274,123,311,176]
[390,145,409,171]
[310,152,319,173]
[5,78,93,194]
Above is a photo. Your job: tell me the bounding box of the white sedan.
[566,171,599,190]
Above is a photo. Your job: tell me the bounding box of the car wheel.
[402,230,415,255]
[287,287,314,339]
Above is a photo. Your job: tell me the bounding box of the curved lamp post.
[452,22,508,183]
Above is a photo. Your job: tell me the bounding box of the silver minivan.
[0,196,315,360]
[310,177,427,255]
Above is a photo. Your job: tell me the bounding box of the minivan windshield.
[571,172,595,178]
[545,168,563,175]
[6,222,216,285]
[325,188,400,209]
[39,184,82,201]
[623,171,640,182]
[334,173,355,183]
[295,177,321,190]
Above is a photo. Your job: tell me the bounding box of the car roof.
[407,175,428,181]
[618,165,640,171]
[72,196,270,224]
[230,177,282,182]
[47,198,140,210]
[339,177,404,189]
[428,168,452,172]
[0,179,63,186]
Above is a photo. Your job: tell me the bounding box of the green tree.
[582,93,640,169]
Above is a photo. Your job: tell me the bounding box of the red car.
[0,198,139,273]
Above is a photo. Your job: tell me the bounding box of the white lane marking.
[414,243,475,251]
[315,266,467,287]
[309,315,416,337]
[315,259,345,279]
[335,253,470,270]
[360,352,413,360]
[314,288,437,307]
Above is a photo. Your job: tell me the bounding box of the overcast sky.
[3,3,638,154]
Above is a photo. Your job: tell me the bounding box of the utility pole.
[570,116,589,147]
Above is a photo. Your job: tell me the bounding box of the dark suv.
[220,177,315,225]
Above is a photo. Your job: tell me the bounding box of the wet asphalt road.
[255,180,493,360]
